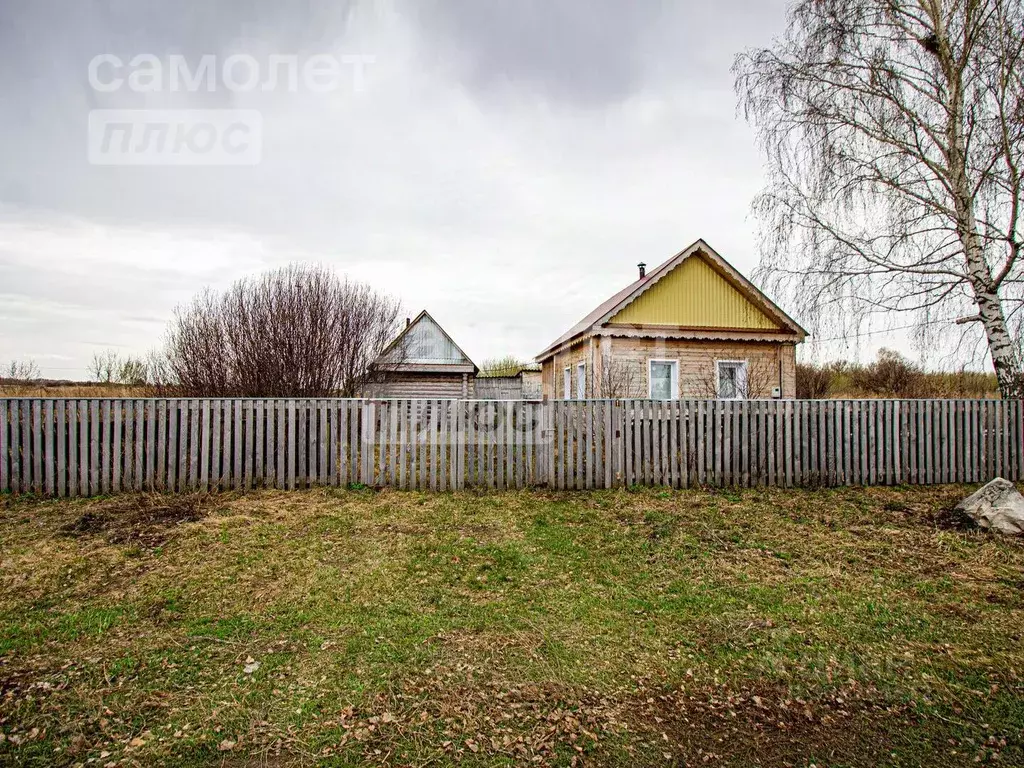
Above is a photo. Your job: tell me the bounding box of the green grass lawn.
[1,485,1022,767]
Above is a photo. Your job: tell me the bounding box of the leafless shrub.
[164,263,402,397]
[88,350,119,383]
[2,359,40,382]
[598,359,644,398]
[687,355,777,399]
[850,349,924,398]
[796,363,834,399]
[89,349,150,386]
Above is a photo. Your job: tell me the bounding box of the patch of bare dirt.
[60,494,211,548]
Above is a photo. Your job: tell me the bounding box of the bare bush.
[796,363,834,399]
[2,359,40,382]
[850,349,924,398]
[88,350,119,383]
[597,359,644,398]
[687,355,778,399]
[164,264,402,397]
[89,349,150,385]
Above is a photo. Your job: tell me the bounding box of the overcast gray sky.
[0,0,908,378]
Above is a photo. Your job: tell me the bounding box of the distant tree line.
[797,349,998,399]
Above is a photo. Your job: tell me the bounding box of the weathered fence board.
[1,398,1021,497]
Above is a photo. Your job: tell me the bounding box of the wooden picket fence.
[0,398,1022,497]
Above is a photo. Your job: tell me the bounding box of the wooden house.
[370,310,478,397]
[536,239,807,400]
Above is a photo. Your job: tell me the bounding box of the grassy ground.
[1,485,1022,767]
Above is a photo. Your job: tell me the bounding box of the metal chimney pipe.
[637,262,647,279]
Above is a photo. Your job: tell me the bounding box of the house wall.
[521,371,542,400]
[474,376,522,400]
[371,371,473,398]
[607,337,795,398]
[542,337,797,399]
[540,339,594,399]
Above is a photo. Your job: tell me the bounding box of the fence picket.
[43,400,55,496]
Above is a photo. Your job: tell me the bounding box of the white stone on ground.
[955,478,1024,535]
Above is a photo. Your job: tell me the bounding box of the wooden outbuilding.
[370,310,478,398]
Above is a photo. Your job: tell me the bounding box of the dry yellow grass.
[0,383,150,398]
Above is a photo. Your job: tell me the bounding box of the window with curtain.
[649,360,677,400]
[717,361,747,399]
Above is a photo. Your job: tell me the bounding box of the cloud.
[5,0,894,380]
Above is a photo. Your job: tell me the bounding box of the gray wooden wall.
[1,398,1021,496]
[474,377,524,400]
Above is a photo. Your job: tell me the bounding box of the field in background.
[1,485,1022,766]
[0,382,148,399]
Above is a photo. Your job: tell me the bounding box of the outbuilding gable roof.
[376,310,478,373]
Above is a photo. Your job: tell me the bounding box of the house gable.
[608,254,781,330]
[536,239,806,362]
[377,310,476,371]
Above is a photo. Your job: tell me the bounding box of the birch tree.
[735,0,1024,396]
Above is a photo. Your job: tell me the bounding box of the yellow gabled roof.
[609,254,780,329]
[536,239,806,361]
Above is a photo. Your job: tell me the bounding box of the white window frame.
[715,360,748,400]
[576,362,586,399]
[563,367,572,400]
[647,359,679,400]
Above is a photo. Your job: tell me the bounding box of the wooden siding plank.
[15,401,26,493]
[0,400,7,494]
[351,401,362,487]
[211,400,223,491]
[296,400,307,489]
[438,400,449,491]
[396,400,407,490]
[201,398,212,492]
[1017,398,1024,481]
[66,400,79,497]
[285,399,296,490]
[154,399,166,491]
[412,399,422,490]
